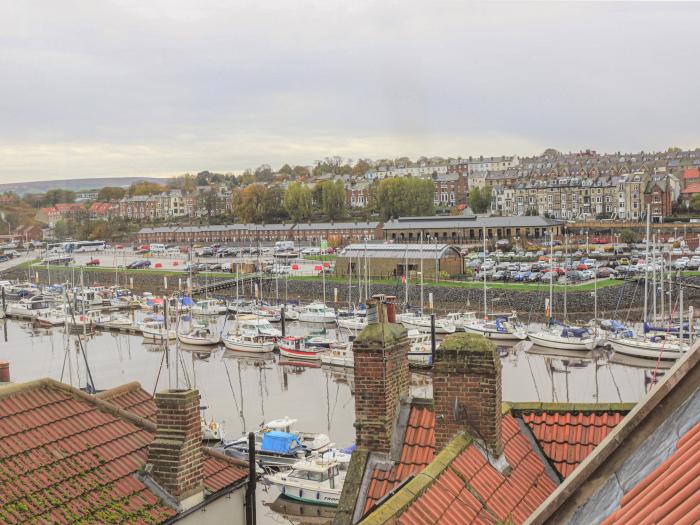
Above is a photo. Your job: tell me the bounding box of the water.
[0,317,663,524]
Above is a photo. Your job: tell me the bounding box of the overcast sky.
[1,1,698,182]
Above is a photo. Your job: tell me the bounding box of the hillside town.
[1,148,699,245]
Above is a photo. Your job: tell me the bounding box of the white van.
[150,243,166,253]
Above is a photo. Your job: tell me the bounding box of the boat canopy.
[261,431,302,453]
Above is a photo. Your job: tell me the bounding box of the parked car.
[127,260,151,269]
[86,258,100,266]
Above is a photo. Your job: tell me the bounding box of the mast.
[482,226,487,317]
[643,204,650,324]
[420,232,424,313]
[404,245,409,306]
[549,229,554,321]
[563,232,568,320]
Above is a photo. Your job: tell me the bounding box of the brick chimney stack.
[353,296,409,453]
[147,389,204,509]
[433,333,503,455]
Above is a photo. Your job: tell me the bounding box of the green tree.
[468,186,492,214]
[97,187,126,201]
[320,180,347,220]
[44,189,76,206]
[233,184,266,223]
[619,229,641,244]
[279,164,294,177]
[262,187,287,222]
[283,182,313,222]
[689,194,700,213]
[372,177,434,220]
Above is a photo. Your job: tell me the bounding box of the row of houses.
[490,171,689,223]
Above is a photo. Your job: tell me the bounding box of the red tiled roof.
[682,167,700,179]
[0,380,246,524]
[600,420,700,525]
[96,382,157,422]
[364,405,435,513]
[522,410,624,478]
[681,182,700,194]
[398,415,558,525]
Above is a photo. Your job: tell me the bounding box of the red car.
[86,258,100,266]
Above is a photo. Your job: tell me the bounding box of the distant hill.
[0,177,169,195]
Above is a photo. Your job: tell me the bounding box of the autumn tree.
[372,177,434,220]
[233,184,267,223]
[128,181,166,196]
[468,186,492,214]
[283,182,313,222]
[97,187,126,201]
[320,180,347,220]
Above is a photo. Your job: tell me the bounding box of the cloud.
[0,1,698,182]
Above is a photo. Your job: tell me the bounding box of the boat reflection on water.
[223,348,275,366]
[265,496,335,525]
[608,351,674,371]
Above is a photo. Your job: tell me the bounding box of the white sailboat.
[140,317,176,340]
[463,313,527,341]
[336,316,367,331]
[178,324,221,346]
[222,330,275,353]
[396,312,456,334]
[298,302,337,323]
[191,299,228,316]
[319,342,354,367]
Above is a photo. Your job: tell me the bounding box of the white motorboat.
[222,330,275,353]
[406,329,433,365]
[444,311,478,331]
[140,319,176,340]
[527,324,598,351]
[463,313,527,341]
[227,299,253,314]
[278,336,326,360]
[178,324,221,346]
[266,455,347,506]
[320,342,354,367]
[236,315,282,339]
[298,303,337,324]
[281,304,300,320]
[35,307,68,327]
[250,306,282,322]
[397,312,456,334]
[609,334,687,361]
[337,316,367,331]
[6,295,53,319]
[191,299,228,316]
[91,312,133,329]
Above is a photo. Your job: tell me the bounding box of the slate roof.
[599,420,700,525]
[339,244,460,260]
[0,379,247,524]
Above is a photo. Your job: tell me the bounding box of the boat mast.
[482,226,487,318]
[404,245,409,306]
[549,228,554,321]
[420,232,424,314]
[643,204,650,324]
[652,234,657,322]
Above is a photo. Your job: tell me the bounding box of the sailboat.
[177,320,221,346]
[527,231,598,351]
[222,329,276,353]
[463,228,527,340]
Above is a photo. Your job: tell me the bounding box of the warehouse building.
[382,213,564,244]
[335,243,463,279]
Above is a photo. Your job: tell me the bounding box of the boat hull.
[610,338,685,360]
[279,346,323,360]
[222,337,275,353]
[268,483,341,507]
[527,331,597,351]
[463,324,527,340]
[177,334,221,346]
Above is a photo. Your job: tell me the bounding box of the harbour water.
[0,316,664,524]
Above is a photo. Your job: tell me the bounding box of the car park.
[127,260,151,269]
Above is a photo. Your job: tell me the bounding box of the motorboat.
[406,329,433,365]
[298,303,336,324]
[191,299,228,316]
[227,299,253,314]
[319,342,354,367]
[278,336,326,360]
[462,313,527,341]
[444,311,478,331]
[337,316,367,331]
[178,324,221,346]
[527,322,598,351]
[266,455,347,506]
[6,295,53,319]
[223,417,331,468]
[140,318,176,340]
[396,312,456,334]
[35,306,68,327]
[250,305,282,322]
[90,312,133,329]
[222,330,275,353]
[235,315,282,339]
[281,304,300,320]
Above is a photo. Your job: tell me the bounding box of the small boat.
[35,306,68,327]
[337,316,367,331]
[281,304,300,320]
[406,329,433,365]
[66,313,95,332]
[250,306,282,322]
[463,313,527,341]
[222,330,275,353]
[278,336,326,360]
[298,303,336,324]
[6,295,53,319]
[227,299,253,314]
[444,311,478,331]
[140,318,176,340]
[91,312,133,329]
[397,312,456,334]
[236,315,282,339]
[223,417,331,468]
[527,323,598,351]
[178,324,221,346]
[609,333,687,361]
[320,342,354,367]
[266,454,347,506]
[191,299,228,316]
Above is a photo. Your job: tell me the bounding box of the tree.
[279,164,294,177]
[320,180,346,220]
[689,194,700,213]
[43,189,76,206]
[97,187,126,202]
[233,184,267,223]
[619,229,641,244]
[283,182,313,222]
[468,187,492,214]
[372,177,434,220]
[129,182,166,196]
[293,165,310,179]
[262,187,287,222]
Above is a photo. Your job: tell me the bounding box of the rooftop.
[0,379,247,524]
[338,243,461,260]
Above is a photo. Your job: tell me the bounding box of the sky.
[0,1,699,183]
